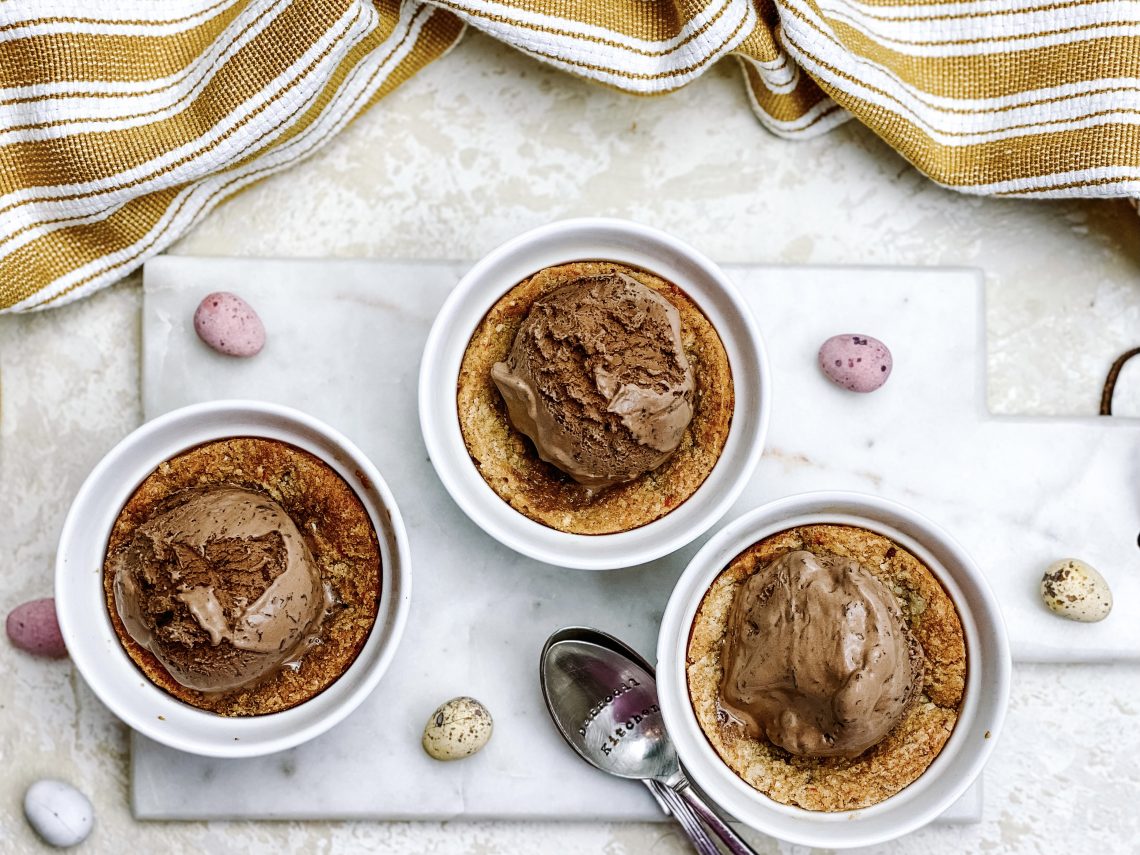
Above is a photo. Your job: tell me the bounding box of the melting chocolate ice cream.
[112,486,328,693]
[491,272,694,490]
[719,550,924,759]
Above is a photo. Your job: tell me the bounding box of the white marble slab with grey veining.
[131,255,1139,823]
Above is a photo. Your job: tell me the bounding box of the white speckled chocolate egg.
[422,696,493,761]
[819,334,893,393]
[24,779,94,848]
[1040,558,1112,622]
[193,291,265,357]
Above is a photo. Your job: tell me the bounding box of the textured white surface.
[1,30,1139,855]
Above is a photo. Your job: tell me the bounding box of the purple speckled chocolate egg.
[819,334,892,393]
[193,291,265,357]
[7,598,67,658]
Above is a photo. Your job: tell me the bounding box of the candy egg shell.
[422,696,493,761]
[819,334,893,393]
[1040,558,1113,622]
[7,598,67,658]
[193,291,265,357]
[24,779,94,848]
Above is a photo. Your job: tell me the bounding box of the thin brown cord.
[1099,346,1140,415]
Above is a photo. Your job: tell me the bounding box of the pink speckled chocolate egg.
[819,334,892,393]
[193,291,265,357]
[7,598,67,658]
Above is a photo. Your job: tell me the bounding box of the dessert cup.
[656,491,1010,848]
[103,436,382,716]
[55,400,410,758]
[419,218,770,570]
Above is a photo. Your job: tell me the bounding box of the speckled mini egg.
[24,779,94,848]
[422,696,493,761]
[819,334,893,393]
[7,598,67,658]
[193,291,265,357]
[1040,558,1113,622]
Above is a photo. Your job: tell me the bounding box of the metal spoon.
[541,628,718,854]
[540,627,760,855]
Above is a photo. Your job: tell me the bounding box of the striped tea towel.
[1,0,1137,313]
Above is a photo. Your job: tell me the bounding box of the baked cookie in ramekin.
[419,218,770,570]
[687,523,966,812]
[103,436,382,717]
[457,259,733,535]
[56,401,409,758]
[657,492,1009,848]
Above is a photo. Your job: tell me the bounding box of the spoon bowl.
[540,628,679,782]
[541,627,759,855]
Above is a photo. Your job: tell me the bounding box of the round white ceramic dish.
[418,218,770,570]
[657,491,1010,849]
[55,400,411,758]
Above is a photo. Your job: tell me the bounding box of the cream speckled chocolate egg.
[422,696,493,761]
[1040,558,1113,622]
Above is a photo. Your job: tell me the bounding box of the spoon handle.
[674,781,760,855]
[644,780,722,855]
[642,778,674,816]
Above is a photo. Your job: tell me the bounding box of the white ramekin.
[55,400,411,758]
[418,218,771,570]
[657,491,1010,848]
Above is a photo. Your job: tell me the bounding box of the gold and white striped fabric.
[1,0,1136,312]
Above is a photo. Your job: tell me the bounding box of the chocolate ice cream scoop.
[490,271,695,491]
[720,550,923,759]
[112,486,328,693]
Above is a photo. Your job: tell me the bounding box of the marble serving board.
[131,255,1138,824]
